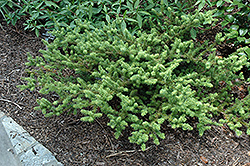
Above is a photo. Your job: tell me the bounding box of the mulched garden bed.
[1,16,250,166]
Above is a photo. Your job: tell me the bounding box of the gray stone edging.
[0,111,63,166]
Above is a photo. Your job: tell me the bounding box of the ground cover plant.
[14,0,250,151]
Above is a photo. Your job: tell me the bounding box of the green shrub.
[192,0,250,47]
[0,0,201,36]
[19,5,250,150]
[214,0,250,46]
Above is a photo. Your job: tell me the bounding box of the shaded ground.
[1,17,250,166]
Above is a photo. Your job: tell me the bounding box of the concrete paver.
[2,116,37,154]
[0,111,63,166]
[0,117,21,166]
[19,143,63,166]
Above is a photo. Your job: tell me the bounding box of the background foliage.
[0,0,203,36]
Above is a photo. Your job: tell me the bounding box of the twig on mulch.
[55,128,63,137]
[95,119,115,152]
[0,23,5,32]
[8,25,39,40]
[0,98,22,109]
[232,157,240,166]
[105,146,152,158]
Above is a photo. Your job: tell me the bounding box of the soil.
[1,16,250,166]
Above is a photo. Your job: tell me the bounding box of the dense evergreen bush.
[19,4,250,150]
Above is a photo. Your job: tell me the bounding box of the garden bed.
[1,15,250,166]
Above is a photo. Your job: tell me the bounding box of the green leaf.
[153,137,160,145]
[36,2,44,9]
[227,30,238,39]
[235,130,242,136]
[126,17,137,22]
[116,6,121,15]
[103,5,107,13]
[205,62,211,69]
[190,28,197,40]
[225,15,234,22]
[237,36,246,42]
[106,14,110,23]
[138,11,151,15]
[31,12,39,20]
[221,20,229,27]
[157,118,165,124]
[245,47,250,58]
[213,9,225,17]
[121,20,126,33]
[127,1,133,10]
[157,132,165,139]
[206,0,212,6]
[216,0,224,7]
[81,116,94,122]
[194,0,201,6]
[163,0,169,6]
[137,14,142,28]
[245,39,250,44]
[247,128,250,135]
[141,143,146,151]
[237,2,245,8]
[230,25,239,31]
[114,131,121,139]
[232,0,241,5]
[226,6,234,12]
[198,0,205,11]
[145,3,154,10]
[134,0,140,9]
[45,1,59,8]
[93,7,102,14]
[35,29,39,37]
[88,5,93,19]
[123,10,127,19]
[199,129,205,136]
[239,28,248,36]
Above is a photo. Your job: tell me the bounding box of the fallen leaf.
[200,156,208,164]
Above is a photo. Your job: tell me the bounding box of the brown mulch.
[1,17,250,166]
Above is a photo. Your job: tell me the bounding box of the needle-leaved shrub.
[19,5,250,150]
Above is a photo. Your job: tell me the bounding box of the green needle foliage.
[18,3,250,150]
